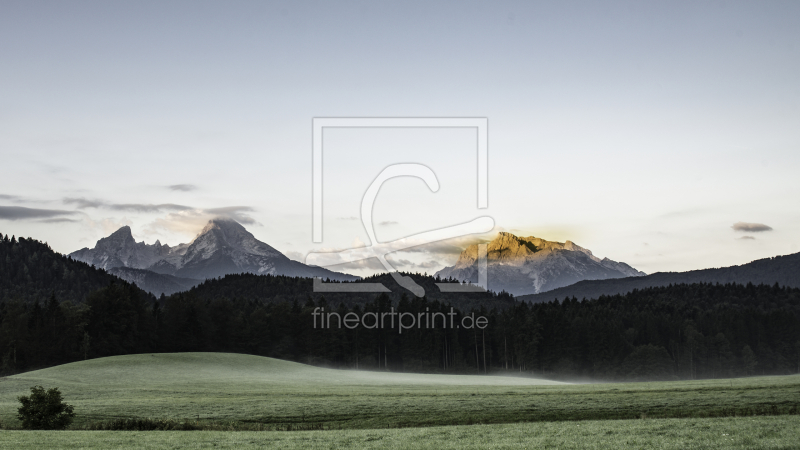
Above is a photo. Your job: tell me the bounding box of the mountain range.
[435,232,645,297]
[69,217,357,296]
[67,220,800,302]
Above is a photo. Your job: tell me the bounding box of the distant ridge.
[518,252,800,303]
[107,267,201,297]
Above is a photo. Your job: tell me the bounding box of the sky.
[1,0,799,277]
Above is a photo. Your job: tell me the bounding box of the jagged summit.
[70,218,357,295]
[70,225,166,271]
[108,225,133,238]
[436,231,644,296]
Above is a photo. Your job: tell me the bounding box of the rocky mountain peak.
[437,231,645,296]
[70,218,358,291]
[194,217,251,243]
[200,215,241,230]
[105,225,134,241]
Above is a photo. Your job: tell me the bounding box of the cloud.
[324,258,387,272]
[379,221,398,226]
[83,217,135,237]
[417,260,440,269]
[732,222,773,233]
[111,203,191,213]
[0,194,50,205]
[317,255,441,275]
[61,197,254,223]
[40,218,80,223]
[62,198,105,208]
[0,206,77,221]
[386,257,441,270]
[402,234,491,256]
[167,184,197,192]
[204,206,258,225]
[305,229,492,276]
[737,236,756,240]
[63,197,192,213]
[145,206,259,238]
[338,216,359,221]
[147,211,209,237]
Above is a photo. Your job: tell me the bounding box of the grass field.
[0,353,798,449]
[1,353,798,430]
[2,416,799,449]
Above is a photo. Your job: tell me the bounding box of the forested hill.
[0,232,153,304]
[519,252,800,304]
[180,272,515,310]
[2,280,798,379]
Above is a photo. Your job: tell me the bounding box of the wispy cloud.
[737,236,756,240]
[63,197,192,213]
[338,216,359,221]
[322,256,442,274]
[379,220,398,226]
[110,203,191,213]
[167,184,197,192]
[145,206,259,237]
[402,235,491,256]
[0,205,78,221]
[732,222,773,233]
[306,232,489,275]
[324,258,387,272]
[40,218,80,223]
[62,198,105,208]
[0,194,50,205]
[83,217,134,237]
[387,257,441,270]
[0,194,23,202]
[61,197,254,223]
[205,206,258,225]
[57,196,259,241]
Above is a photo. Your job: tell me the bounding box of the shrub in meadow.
[17,385,75,430]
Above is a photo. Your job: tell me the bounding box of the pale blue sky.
[1,0,799,276]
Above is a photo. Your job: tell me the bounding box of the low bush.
[17,385,75,430]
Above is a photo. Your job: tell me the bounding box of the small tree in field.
[17,386,75,429]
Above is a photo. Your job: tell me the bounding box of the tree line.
[2,277,799,381]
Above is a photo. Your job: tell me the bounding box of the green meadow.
[2,416,800,450]
[0,353,798,448]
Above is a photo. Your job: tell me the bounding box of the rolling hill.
[1,352,797,436]
[0,352,565,429]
